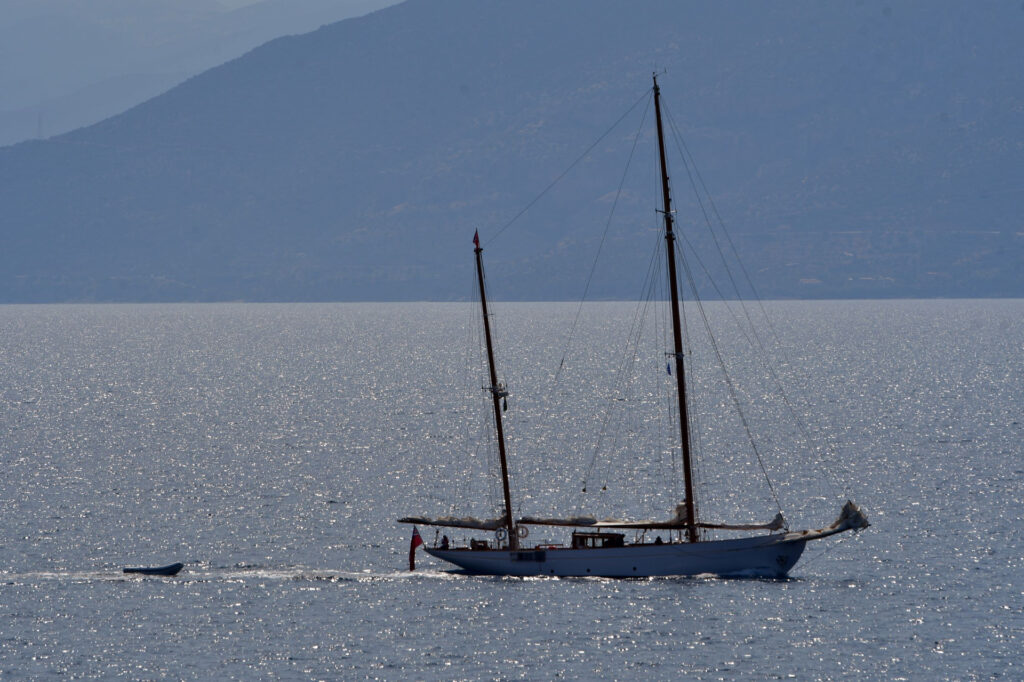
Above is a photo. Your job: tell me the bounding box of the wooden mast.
[473,231,518,550]
[652,74,699,543]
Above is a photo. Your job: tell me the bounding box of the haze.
[0,0,400,146]
[0,0,1020,303]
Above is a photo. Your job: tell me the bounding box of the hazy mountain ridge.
[1,0,1021,302]
[0,0,397,145]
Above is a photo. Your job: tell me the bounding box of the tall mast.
[653,74,699,543]
[473,232,518,550]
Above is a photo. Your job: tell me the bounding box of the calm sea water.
[0,301,1020,680]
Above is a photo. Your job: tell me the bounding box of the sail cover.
[397,515,506,530]
[399,508,786,532]
[517,507,786,532]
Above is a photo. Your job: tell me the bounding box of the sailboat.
[399,75,868,578]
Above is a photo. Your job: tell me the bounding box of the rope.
[797,529,856,572]
[664,101,849,501]
[554,92,653,383]
[486,88,651,247]
[577,237,662,509]
[675,239,785,516]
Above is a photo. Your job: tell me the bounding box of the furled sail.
[518,506,786,532]
[699,512,786,532]
[397,515,506,530]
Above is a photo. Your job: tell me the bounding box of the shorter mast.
[653,74,699,544]
[473,231,517,550]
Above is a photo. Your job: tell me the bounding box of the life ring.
[517,525,529,538]
[495,528,508,541]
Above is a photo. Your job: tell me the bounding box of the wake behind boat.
[399,75,868,578]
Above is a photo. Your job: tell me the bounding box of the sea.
[0,300,1020,680]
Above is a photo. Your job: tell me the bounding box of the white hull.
[425,533,808,578]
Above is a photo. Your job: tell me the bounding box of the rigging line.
[455,272,478,514]
[652,246,682,503]
[652,226,691,512]
[675,230,760,349]
[676,270,707,520]
[577,235,662,508]
[672,225,840,503]
[663,102,777,334]
[663,97,785,415]
[675,239,785,515]
[677,227,847,497]
[676,120,798,372]
[797,528,855,571]
[664,104,848,498]
[613,262,661,508]
[554,93,653,384]
[473,265,509,518]
[664,101,786,363]
[454,275,476,513]
[663,103,748,308]
[676,266,710,528]
[584,270,654,504]
[665,104,812,394]
[647,247,678,514]
[485,88,652,248]
[468,273,500,515]
[652,161,687,508]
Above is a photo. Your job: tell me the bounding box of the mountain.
[0,0,399,146]
[1,0,1021,302]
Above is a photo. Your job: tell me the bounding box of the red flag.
[473,230,480,248]
[409,527,424,571]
